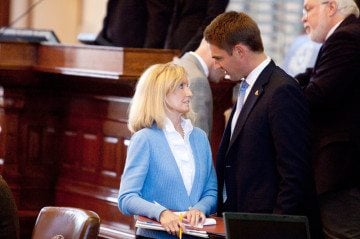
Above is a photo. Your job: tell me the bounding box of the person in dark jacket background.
[95,0,228,55]
[0,175,19,239]
[296,0,360,237]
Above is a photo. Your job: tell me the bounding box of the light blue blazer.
[118,124,217,238]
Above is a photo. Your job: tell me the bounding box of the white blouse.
[163,117,195,195]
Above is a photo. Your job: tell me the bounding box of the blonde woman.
[118,63,217,239]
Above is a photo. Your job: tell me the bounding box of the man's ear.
[233,44,245,57]
[328,1,338,16]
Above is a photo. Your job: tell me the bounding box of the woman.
[118,63,217,238]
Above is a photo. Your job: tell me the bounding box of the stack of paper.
[173,212,217,229]
[135,215,217,238]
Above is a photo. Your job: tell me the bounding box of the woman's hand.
[184,208,205,227]
[159,210,185,236]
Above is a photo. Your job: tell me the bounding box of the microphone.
[0,0,49,41]
[3,0,46,29]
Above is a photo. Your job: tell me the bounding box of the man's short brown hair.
[204,11,264,54]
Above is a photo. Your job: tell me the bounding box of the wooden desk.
[0,42,234,238]
[206,217,226,239]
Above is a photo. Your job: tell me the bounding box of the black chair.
[0,175,20,239]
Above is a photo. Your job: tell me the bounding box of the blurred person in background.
[96,0,228,55]
[173,39,225,137]
[296,0,360,237]
[0,175,19,239]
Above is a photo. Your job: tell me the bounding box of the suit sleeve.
[190,131,218,215]
[269,82,313,214]
[144,0,175,48]
[304,30,360,110]
[295,67,313,86]
[181,0,229,54]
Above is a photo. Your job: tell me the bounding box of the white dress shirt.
[230,56,271,135]
[163,117,195,195]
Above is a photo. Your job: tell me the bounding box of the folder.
[135,215,224,238]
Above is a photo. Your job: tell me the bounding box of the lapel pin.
[255,90,259,96]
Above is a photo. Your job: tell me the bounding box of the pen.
[179,213,183,239]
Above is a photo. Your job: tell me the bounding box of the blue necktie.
[224,80,249,203]
[231,80,249,135]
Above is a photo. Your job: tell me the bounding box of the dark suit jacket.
[165,0,228,54]
[96,0,228,53]
[0,176,19,239]
[296,15,360,194]
[217,61,321,238]
[95,0,174,48]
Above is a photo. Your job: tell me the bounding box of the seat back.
[32,206,100,239]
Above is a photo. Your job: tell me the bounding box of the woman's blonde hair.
[128,62,194,133]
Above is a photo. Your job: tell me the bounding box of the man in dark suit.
[204,11,322,238]
[95,0,228,55]
[296,0,360,237]
[95,0,173,48]
[165,0,229,55]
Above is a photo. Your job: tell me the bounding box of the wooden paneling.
[0,42,179,238]
[0,0,10,27]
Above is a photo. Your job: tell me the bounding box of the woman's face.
[165,77,192,116]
